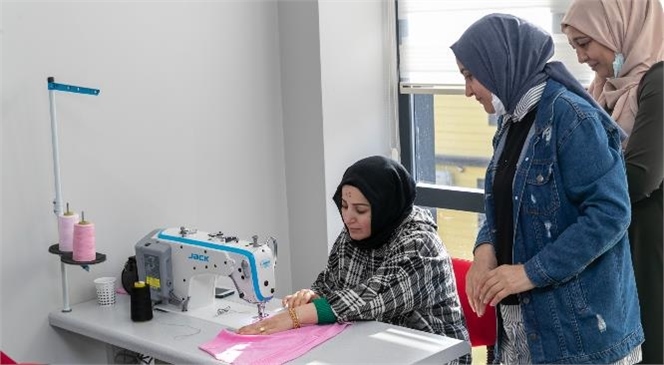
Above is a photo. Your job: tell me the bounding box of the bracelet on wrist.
[288,307,301,329]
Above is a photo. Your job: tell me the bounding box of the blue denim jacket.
[476,80,644,363]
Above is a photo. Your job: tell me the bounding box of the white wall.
[277,0,330,292]
[1,0,392,363]
[318,0,394,245]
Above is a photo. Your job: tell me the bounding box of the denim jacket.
[476,80,644,363]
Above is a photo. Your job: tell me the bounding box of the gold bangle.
[288,307,301,329]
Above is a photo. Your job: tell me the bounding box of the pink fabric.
[199,323,350,365]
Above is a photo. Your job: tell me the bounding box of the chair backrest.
[1,351,17,364]
[451,257,497,347]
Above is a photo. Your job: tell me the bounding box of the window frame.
[398,92,486,213]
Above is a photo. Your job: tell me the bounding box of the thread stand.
[46,77,102,313]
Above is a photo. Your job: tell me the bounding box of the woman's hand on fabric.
[467,243,497,317]
[237,311,293,336]
[479,264,535,307]
[282,289,319,308]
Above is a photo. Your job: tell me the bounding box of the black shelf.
[48,244,106,265]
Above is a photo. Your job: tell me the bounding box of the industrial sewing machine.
[135,227,277,319]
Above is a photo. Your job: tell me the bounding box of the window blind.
[397,0,594,94]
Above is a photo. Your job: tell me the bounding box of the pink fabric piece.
[199,323,349,365]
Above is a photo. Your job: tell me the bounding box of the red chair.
[452,258,497,364]
[1,351,17,364]
[1,351,40,365]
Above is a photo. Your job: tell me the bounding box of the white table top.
[49,294,470,364]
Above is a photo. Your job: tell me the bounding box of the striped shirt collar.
[504,82,546,123]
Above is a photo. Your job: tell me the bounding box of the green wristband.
[313,297,337,324]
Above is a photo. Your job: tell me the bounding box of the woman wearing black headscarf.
[239,155,471,364]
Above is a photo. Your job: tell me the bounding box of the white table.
[49,295,470,364]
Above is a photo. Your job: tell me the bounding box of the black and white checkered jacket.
[311,206,471,363]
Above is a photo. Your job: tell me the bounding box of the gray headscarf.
[450,13,606,115]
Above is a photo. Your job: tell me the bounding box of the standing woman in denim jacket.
[561,1,663,362]
[451,14,644,364]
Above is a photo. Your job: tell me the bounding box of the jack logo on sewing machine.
[260,259,271,269]
[188,253,209,262]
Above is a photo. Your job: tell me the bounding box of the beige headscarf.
[561,0,664,138]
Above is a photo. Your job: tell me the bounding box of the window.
[396,0,593,252]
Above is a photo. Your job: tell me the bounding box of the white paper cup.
[94,277,117,306]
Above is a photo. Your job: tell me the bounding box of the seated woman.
[238,155,471,364]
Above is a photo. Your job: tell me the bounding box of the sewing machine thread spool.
[130,281,153,322]
[73,211,96,262]
[57,202,77,252]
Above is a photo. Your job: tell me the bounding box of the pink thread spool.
[58,205,78,252]
[58,214,79,252]
[73,212,96,262]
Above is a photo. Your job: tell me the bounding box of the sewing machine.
[135,227,277,318]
